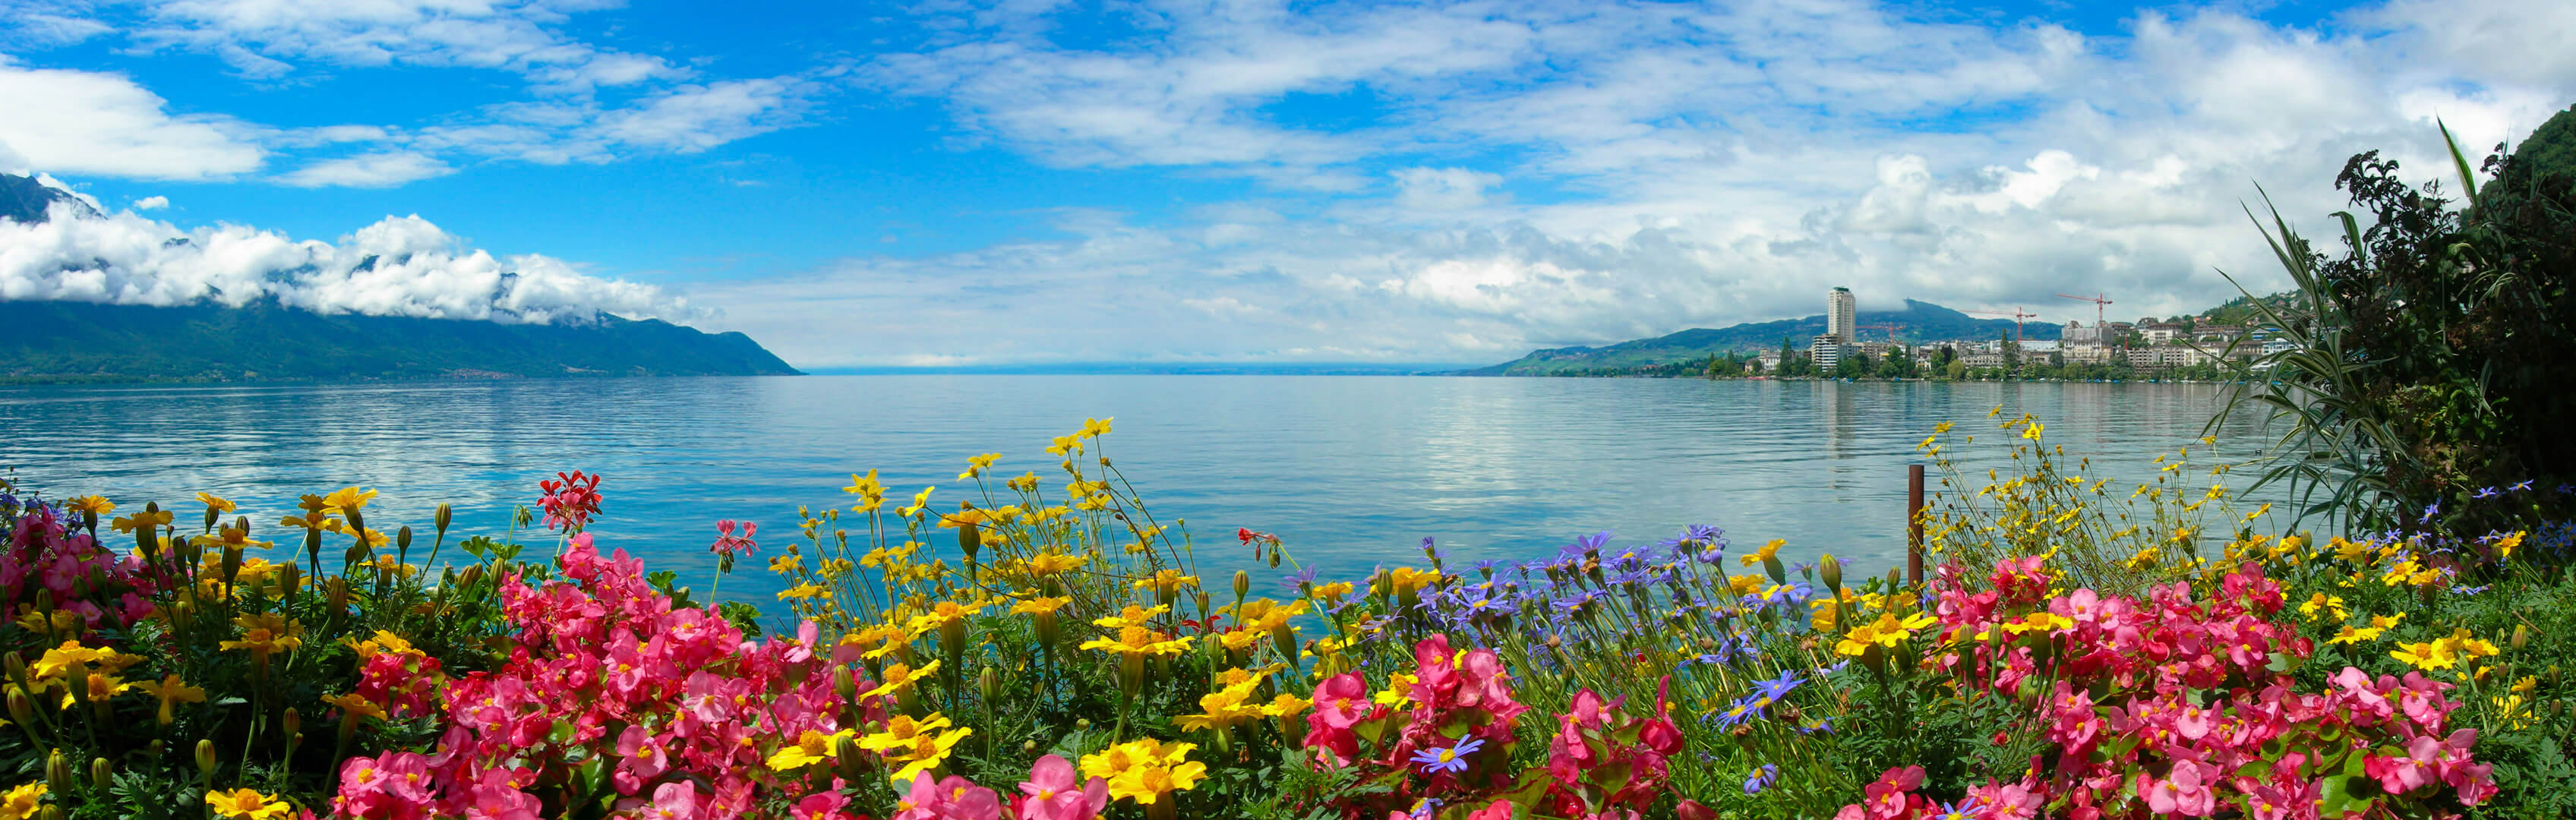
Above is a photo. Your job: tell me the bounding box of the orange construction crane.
[1968,308,2038,345]
[1855,323,1903,343]
[2055,292,2114,329]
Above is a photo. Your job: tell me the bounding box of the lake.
[0,376,2274,607]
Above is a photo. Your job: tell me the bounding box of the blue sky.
[1,0,2569,367]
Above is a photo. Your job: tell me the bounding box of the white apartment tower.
[1826,287,1857,342]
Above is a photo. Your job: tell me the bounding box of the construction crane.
[1855,323,1903,343]
[1968,308,2038,345]
[2055,292,2114,330]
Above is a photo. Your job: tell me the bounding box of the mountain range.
[0,174,798,383]
[1462,298,2064,375]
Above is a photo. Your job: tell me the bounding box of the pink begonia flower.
[792,788,852,820]
[2139,762,2215,817]
[893,771,1002,820]
[1463,800,1517,820]
[1015,755,1107,820]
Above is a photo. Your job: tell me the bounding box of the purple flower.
[1751,669,1802,702]
[1280,565,1320,591]
[1795,717,1833,735]
[2510,479,2534,491]
[2473,486,2500,500]
[1410,737,1483,775]
[1744,764,1779,795]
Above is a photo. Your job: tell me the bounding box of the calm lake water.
[0,377,2271,607]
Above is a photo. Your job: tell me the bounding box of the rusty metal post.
[1906,464,1925,586]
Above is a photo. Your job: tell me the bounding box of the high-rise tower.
[1826,287,1856,342]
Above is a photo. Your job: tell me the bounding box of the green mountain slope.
[0,300,801,382]
[1462,299,2060,375]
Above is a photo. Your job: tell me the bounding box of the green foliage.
[2216,122,2576,532]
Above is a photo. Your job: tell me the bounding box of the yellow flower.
[323,487,377,515]
[2325,625,2385,645]
[204,787,289,820]
[279,511,336,531]
[1835,612,1934,657]
[1021,552,1088,576]
[1079,626,1194,657]
[136,674,210,721]
[2022,421,2043,441]
[220,613,305,654]
[1261,692,1312,718]
[860,714,972,783]
[844,469,887,512]
[195,493,237,514]
[1081,417,1114,438]
[1084,738,1202,806]
[860,661,941,700]
[2495,531,2525,560]
[766,729,855,771]
[323,692,387,721]
[2391,640,2458,671]
[2297,594,2346,623]
[0,782,42,820]
[1132,569,1199,594]
[1092,604,1171,630]
[957,453,1002,480]
[897,487,936,519]
[1373,672,1419,706]
[2000,611,2073,636]
[62,496,112,516]
[1740,538,1784,568]
[1176,687,1265,731]
[778,583,831,601]
[29,641,109,683]
[1010,597,1071,616]
[110,509,175,534]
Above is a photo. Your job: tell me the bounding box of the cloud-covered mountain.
[0,172,693,325]
[1463,299,2065,375]
[0,173,796,381]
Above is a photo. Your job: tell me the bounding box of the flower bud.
[327,577,349,614]
[88,757,109,791]
[199,505,216,533]
[397,526,414,559]
[5,688,30,725]
[278,563,301,599]
[31,589,52,614]
[978,667,1000,705]
[221,545,245,585]
[1820,554,1842,594]
[434,503,453,535]
[2512,624,2530,650]
[193,740,216,776]
[3,654,25,688]
[1034,612,1060,653]
[45,749,69,793]
[1267,549,1280,568]
[283,707,300,738]
[38,805,58,820]
[1233,570,1250,600]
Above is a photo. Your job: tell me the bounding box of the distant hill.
[1461,299,2060,375]
[0,300,801,382]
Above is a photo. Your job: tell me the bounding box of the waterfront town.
[1747,286,2294,380]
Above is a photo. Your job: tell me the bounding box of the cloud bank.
[689,0,2576,368]
[0,195,694,325]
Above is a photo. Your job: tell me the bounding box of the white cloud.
[702,0,2576,366]
[0,63,264,180]
[0,206,697,324]
[278,151,456,188]
[131,195,169,210]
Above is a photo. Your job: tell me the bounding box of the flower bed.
[0,418,2565,819]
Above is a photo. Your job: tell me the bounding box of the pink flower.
[1014,755,1106,820]
[792,788,853,820]
[2138,762,2214,817]
[893,772,1001,820]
